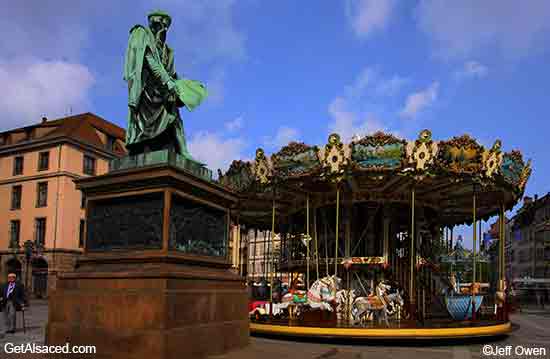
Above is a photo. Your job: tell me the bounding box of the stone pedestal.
[46,164,248,358]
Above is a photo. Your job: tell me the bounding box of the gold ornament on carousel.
[319,133,350,183]
[406,129,438,171]
[481,139,503,178]
[253,148,272,184]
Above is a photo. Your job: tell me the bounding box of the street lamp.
[9,236,20,260]
[22,240,44,294]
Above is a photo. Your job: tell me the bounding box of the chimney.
[523,196,533,206]
[534,194,538,201]
[41,117,48,124]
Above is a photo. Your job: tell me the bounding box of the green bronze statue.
[123,10,207,159]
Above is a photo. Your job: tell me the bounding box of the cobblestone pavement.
[213,313,550,359]
[0,300,47,346]
[1,302,548,359]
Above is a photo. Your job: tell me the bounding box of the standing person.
[0,273,26,334]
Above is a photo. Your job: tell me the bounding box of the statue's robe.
[123,24,190,158]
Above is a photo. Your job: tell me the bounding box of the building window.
[36,181,48,207]
[106,136,116,151]
[79,219,85,248]
[38,151,50,171]
[81,191,86,209]
[35,217,46,246]
[13,156,24,175]
[11,185,22,210]
[9,220,21,248]
[83,155,96,176]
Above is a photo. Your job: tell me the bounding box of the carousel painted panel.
[272,142,321,178]
[501,151,524,185]
[438,135,483,173]
[351,133,405,170]
[348,256,387,265]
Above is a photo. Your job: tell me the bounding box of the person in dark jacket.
[0,273,26,334]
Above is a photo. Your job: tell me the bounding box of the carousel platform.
[250,320,512,340]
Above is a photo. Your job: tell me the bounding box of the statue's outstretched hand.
[167,79,176,92]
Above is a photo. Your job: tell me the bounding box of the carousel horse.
[352,282,404,327]
[281,275,342,318]
[336,289,357,322]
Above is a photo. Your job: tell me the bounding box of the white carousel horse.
[281,275,342,318]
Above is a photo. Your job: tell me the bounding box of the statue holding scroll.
[123,10,207,159]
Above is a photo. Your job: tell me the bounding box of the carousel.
[219,130,531,340]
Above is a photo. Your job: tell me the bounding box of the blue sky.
[2,1,550,248]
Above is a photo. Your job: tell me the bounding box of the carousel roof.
[218,130,531,228]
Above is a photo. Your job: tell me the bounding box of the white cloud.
[327,66,403,141]
[345,67,408,100]
[346,0,396,38]
[0,2,97,129]
[455,61,488,80]
[400,81,439,119]
[225,116,243,132]
[416,0,550,59]
[374,74,409,96]
[0,60,95,130]
[328,97,386,141]
[188,131,245,174]
[264,126,301,148]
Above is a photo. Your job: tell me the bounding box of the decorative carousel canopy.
[218,130,531,228]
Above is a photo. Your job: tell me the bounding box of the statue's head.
[148,10,172,43]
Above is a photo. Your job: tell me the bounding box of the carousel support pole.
[335,185,341,277]
[499,202,507,320]
[422,285,426,322]
[409,187,416,320]
[253,229,257,283]
[479,219,482,284]
[313,202,319,281]
[231,217,238,271]
[324,209,329,277]
[383,209,390,277]
[262,230,268,281]
[236,214,241,275]
[345,198,352,323]
[450,226,454,252]
[270,196,276,318]
[445,227,449,253]
[472,191,477,321]
[306,194,310,290]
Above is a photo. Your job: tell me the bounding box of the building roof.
[0,112,126,156]
[513,192,550,229]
